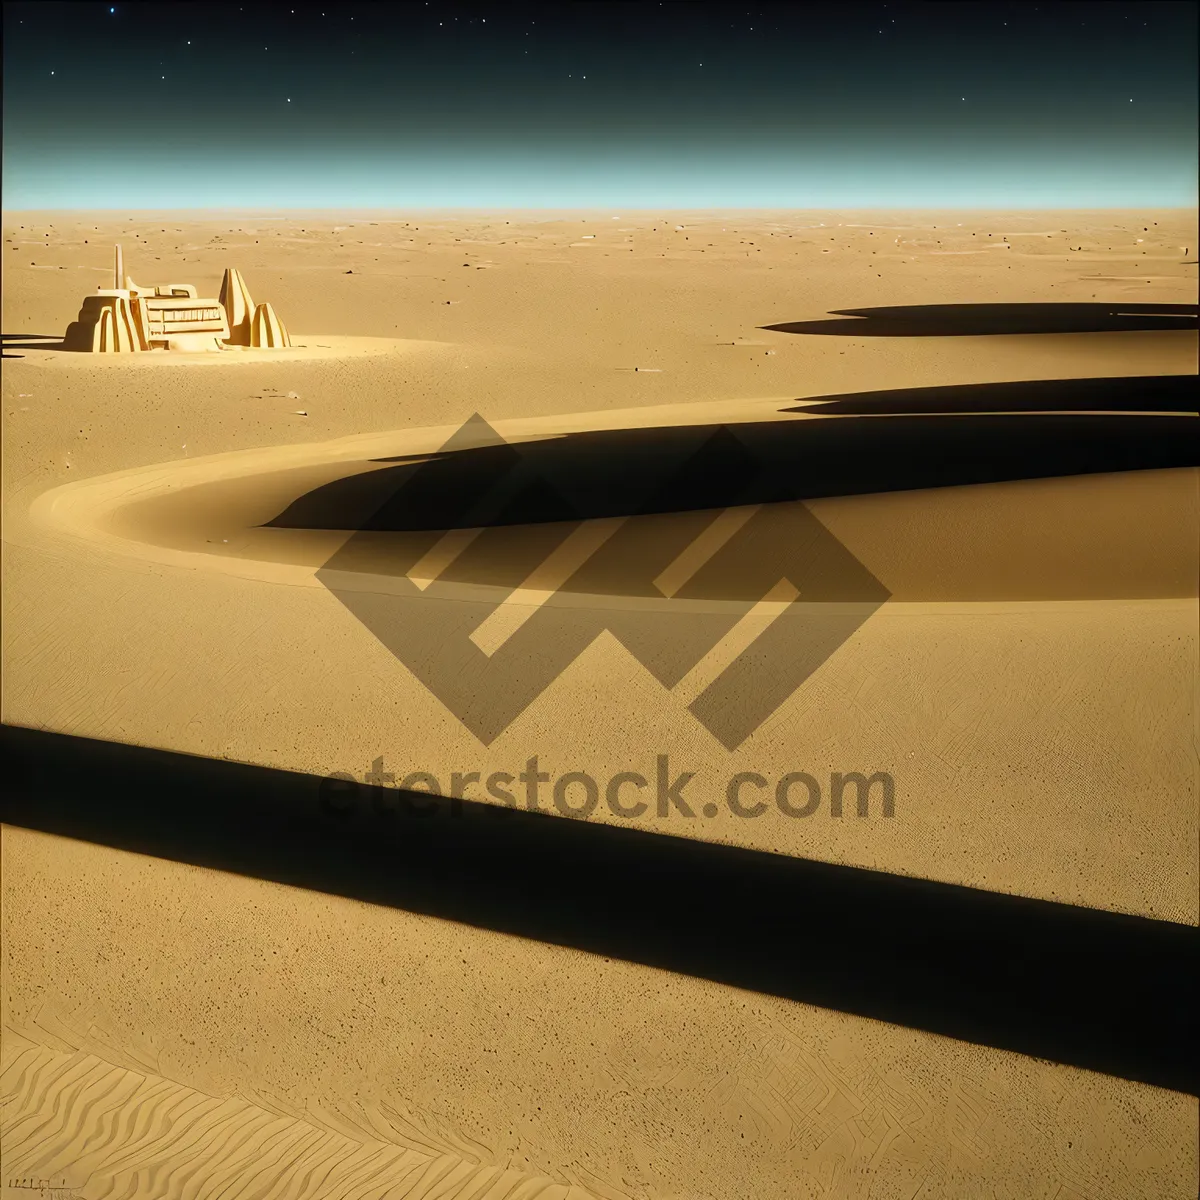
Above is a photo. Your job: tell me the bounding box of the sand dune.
[23,416,1199,607]
[19,374,1197,605]
[3,209,1198,1199]
[1,1032,596,1200]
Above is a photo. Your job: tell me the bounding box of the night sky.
[3,0,1197,209]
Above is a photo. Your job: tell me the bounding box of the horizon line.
[5,203,1198,215]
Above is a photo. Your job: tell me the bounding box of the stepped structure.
[64,246,291,353]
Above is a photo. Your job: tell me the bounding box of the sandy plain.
[1,208,1198,1198]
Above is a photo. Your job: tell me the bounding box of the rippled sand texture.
[3,209,1198,1199]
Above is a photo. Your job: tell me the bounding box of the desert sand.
[2,209,1197,1198]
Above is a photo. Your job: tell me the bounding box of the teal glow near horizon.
[5,0,1196,212]
[5,143,1196,211]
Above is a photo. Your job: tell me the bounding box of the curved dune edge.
[19,397,800,593]
[6,333,445,367]
[21,396,1197,614]
[0,1029,601,1200]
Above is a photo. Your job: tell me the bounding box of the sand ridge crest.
[1,1032,602,1200]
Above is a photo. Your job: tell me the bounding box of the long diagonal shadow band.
[3,724,1196,1096]
[762,302,1200,338]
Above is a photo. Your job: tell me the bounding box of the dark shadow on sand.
[781,374,1200,415]
[2,332,68,356]
[3,723,1195,1095]
[762,302,1199,338]
[264,376,1197,534]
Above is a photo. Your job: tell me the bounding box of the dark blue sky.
[4,0,1197,208]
